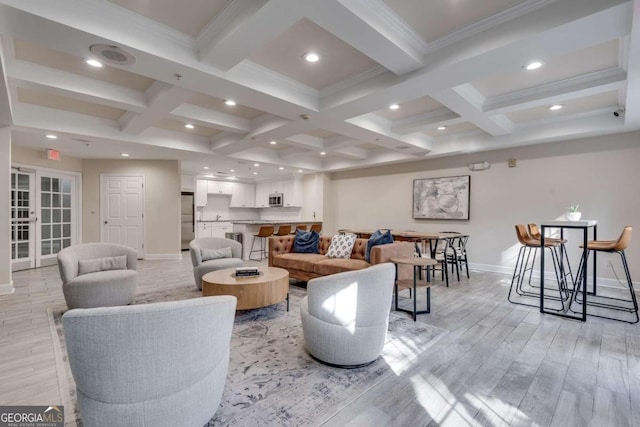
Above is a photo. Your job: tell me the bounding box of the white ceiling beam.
[283,134,324,150]
[278,147,311,161]
[332,145,368,160]
[120,82,194,134]
[8,60,147,112]
[484,67,627,114]
[431,84,512,136]
[208,132,254,155]
[307,0,425,75]
[12,103,212,153]
[171,104,250,133]
[624,0,640,125]
[391,109,463,134]
[198,0,301,71]
[342,114,432,151]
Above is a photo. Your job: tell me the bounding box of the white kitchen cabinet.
[255,182,270,208]
[230,183,255,208]
[181,174,195,191]
[283,178,302,207]
[196,222,210,238]
[207,180,232,195]
[196,222,233,239]
[195,180,208,207]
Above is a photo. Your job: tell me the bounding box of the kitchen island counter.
[232,221,322,260]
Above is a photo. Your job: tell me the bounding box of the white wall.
[330,131,640,281]
[82,159,181,256]
[0,127,12,294]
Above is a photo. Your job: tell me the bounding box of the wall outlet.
[508,158,517,168]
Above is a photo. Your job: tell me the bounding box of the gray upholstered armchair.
[300,263,396,367]
[62,296,237,427]
[189,237,244,290]
[57,243,138,309]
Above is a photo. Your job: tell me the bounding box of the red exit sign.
[47,149,60,161]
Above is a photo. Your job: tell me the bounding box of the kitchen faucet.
[216,214,222,221]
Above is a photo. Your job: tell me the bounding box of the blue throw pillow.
[293,229,320,253]
[365,229,394,262]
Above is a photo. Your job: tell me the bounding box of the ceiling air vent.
[89,44,136,65]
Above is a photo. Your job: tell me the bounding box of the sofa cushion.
[313,258,370,276]
[78,255,127,276]
[272,253,328,273]
[326,234,357,259]
[200,246,232,261]
[365,230,394,262]
[294,229,320,253]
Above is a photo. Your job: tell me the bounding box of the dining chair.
[415,238,449,287]
[570,226,638,323]
[444,234,470,279]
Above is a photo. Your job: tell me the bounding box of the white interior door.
[101,175,145,257]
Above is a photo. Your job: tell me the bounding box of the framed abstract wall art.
[413,175,470,220]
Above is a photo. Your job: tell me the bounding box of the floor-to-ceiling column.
[0,126,13,294]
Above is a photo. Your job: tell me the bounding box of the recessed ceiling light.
[253,172,258,175]
[524,61,543,71]
[85,59,103,68]
[203,166,209,170]
[389,104,400,110]
[549,104,564,111]
[227,176,237,180]
[297,169,303,173]
[184,123,195,129]
[229,169,235,172]
[45,134,58,139]
[279,167,285,170]
[120,153,130,157]
[437,126,447,130]
[253,163,260,167]
[320,151,326,156]
[270,141,277,145]
[224,100,236,106]
[304,52,320,63]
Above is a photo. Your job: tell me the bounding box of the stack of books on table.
[235,267,260,277]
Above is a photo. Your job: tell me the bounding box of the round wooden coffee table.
[201,266,290,311]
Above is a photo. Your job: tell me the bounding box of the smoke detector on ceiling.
[89,44,136,65]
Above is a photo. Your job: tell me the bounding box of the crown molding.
[484,67,627,112]
[320,65,388,99]
[341,0,429,55]
[427,0,558,53]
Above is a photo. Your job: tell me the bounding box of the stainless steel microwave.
[268,193,283,207]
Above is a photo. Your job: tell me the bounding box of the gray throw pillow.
[201,247,233,261]
[78,255,127,275]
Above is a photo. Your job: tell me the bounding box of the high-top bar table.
[540,219,597,321]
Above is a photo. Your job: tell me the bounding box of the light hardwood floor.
[1,254,638,426]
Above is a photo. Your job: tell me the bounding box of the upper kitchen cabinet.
[181,174,195,192]
[195,179,208,207]
[255,178,302,207]
[229,183,255,208]
[207,180,232,195]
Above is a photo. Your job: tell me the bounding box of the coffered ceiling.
[0,0,638,182]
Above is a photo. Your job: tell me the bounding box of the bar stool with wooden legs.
[274,224,291,236]
[570,226,638,323]
[249,225,275,261]
[508,224,571,309]
[290,224,307,234]
[310,223,322,234]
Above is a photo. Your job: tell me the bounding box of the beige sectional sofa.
[268,235,414,282]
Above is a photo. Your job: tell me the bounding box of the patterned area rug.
[49,285,447,426]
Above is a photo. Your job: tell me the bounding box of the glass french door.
[11,169,36,271]
[37,173,78,267]
[11,168,79,271]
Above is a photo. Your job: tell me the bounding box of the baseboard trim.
[468,263,639,288]
[143,253,183,260]
[0,282,15,295]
